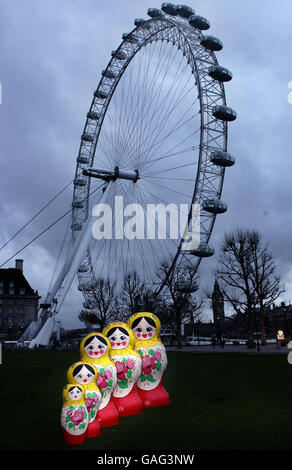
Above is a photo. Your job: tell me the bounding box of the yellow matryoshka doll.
[128,312,170,407]
[80,332,119,428]
[102,322,143,416]
[61,384,89,446]
[67,361,102,438]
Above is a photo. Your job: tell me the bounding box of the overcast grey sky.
[1,0,292,329]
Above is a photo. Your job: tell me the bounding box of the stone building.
[0,259,40,340]
[263,302,292,337]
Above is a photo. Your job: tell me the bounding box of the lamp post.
[283,306,288,338]
[254,309,260,353]
[251,293,260,352]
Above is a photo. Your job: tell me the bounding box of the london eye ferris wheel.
[27,3,237,346]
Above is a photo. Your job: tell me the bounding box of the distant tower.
[212,279,225,339]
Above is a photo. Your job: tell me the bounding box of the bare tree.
[90,278,119,330]
[248,231,284,344]
[133,286,162,315]
[120,271,145,316]
[157,261,202,348]
[216,228,284,347]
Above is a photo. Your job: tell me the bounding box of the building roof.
[0,268,39,297]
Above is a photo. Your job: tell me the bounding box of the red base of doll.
[97,397,119,428]
[112,384,143,417]
[87,416,101,437]
[62,428,87,446]
[137,379,170,408]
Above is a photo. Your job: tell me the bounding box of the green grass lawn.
[1,350,292,451]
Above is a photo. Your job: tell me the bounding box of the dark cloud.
[1,0,291,328]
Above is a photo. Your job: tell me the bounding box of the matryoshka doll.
[61,384,88,446]
[102,322,143,417]
[80,332,119,428]
[67,361,102,438]
[128,312,170,408]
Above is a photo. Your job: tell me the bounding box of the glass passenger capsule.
[94,90,108,99]
[72,200,85,209]
[200,35,223,51]
[102,69,117,79]
[74,177,87,187]
[78,264,89,273]
[78,283,94,292]
[212,105,237,122]
[191,242,215,257]
[134,18,149,27]
[122,32,138,43]
[176,4,195,18]
[210,150,235,167]
[77,156,89,164]
[208,65,232,82]
[161,3,178,15]
[188,14,210,30]
[87,111,100,121]
[71,223,82,231]
[147,8,165,18]
[81,133,94,142]
[202,199,228,214]
[175,280,198,293]
[111,49,127,60]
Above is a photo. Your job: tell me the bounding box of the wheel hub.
[82,166,139,183]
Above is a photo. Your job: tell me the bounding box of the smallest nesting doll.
[103,322,143,416]
[61,384,89,446]
[67,362,102,438]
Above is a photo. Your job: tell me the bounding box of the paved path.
[166,344,290,355]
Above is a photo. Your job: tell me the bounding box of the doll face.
[108,328,130,350]
[133,317,156,340]
[73,365,95,385]
[68,387,82,401]
[84,336,107,358]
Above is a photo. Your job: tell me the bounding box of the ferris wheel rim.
[71,10,235,306]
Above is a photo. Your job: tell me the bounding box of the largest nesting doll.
[103,321,143,416]
[66,361,102,438]
[128,312,170,407]
[80,332,119,427]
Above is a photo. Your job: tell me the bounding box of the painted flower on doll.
[104,369,113,380]
[116,361,128,380]
[126,359,135,370]
[71,409,86,426]
[97,372,108,389]
[142,355,156,375]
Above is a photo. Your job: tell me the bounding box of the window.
[19,288,25,295]
[8,281,14,295]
